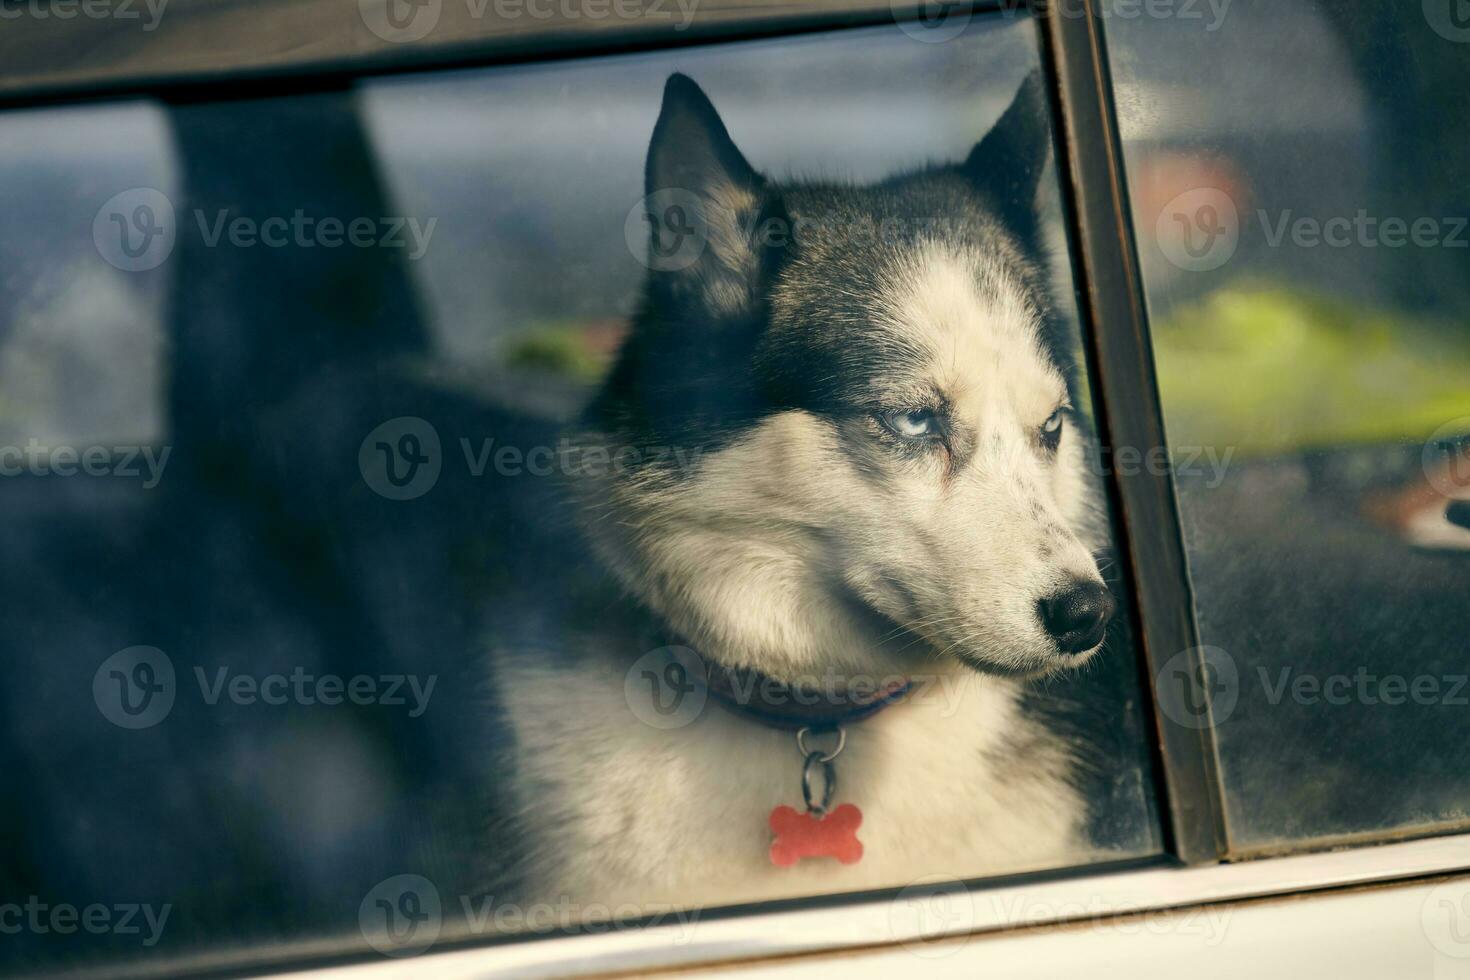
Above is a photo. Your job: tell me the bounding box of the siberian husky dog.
[486,70,1117,915]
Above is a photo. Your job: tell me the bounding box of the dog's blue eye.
[1040,409,1064,450]
[890,410,939,439]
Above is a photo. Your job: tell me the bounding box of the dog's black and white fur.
[486,71,1117,910]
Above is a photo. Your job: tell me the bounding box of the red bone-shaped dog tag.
[769,804,864,866]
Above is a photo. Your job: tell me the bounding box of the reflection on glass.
[1106,0,1470,849]
[1,15,1159,976]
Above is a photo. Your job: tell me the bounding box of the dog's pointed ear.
[642,74,784,317]
[961,70,1051,240]
[647,73,761,204]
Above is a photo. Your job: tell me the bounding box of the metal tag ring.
[801,750,837,816]
[795,726,847,763]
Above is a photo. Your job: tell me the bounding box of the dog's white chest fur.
[494,653,1087,911]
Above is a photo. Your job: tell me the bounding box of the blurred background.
[1105,0,1470,848]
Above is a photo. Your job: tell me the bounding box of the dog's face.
[582,73,1114,681]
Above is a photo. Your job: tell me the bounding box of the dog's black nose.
[1448,500,1470,531]
[1038,581,1115,655]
